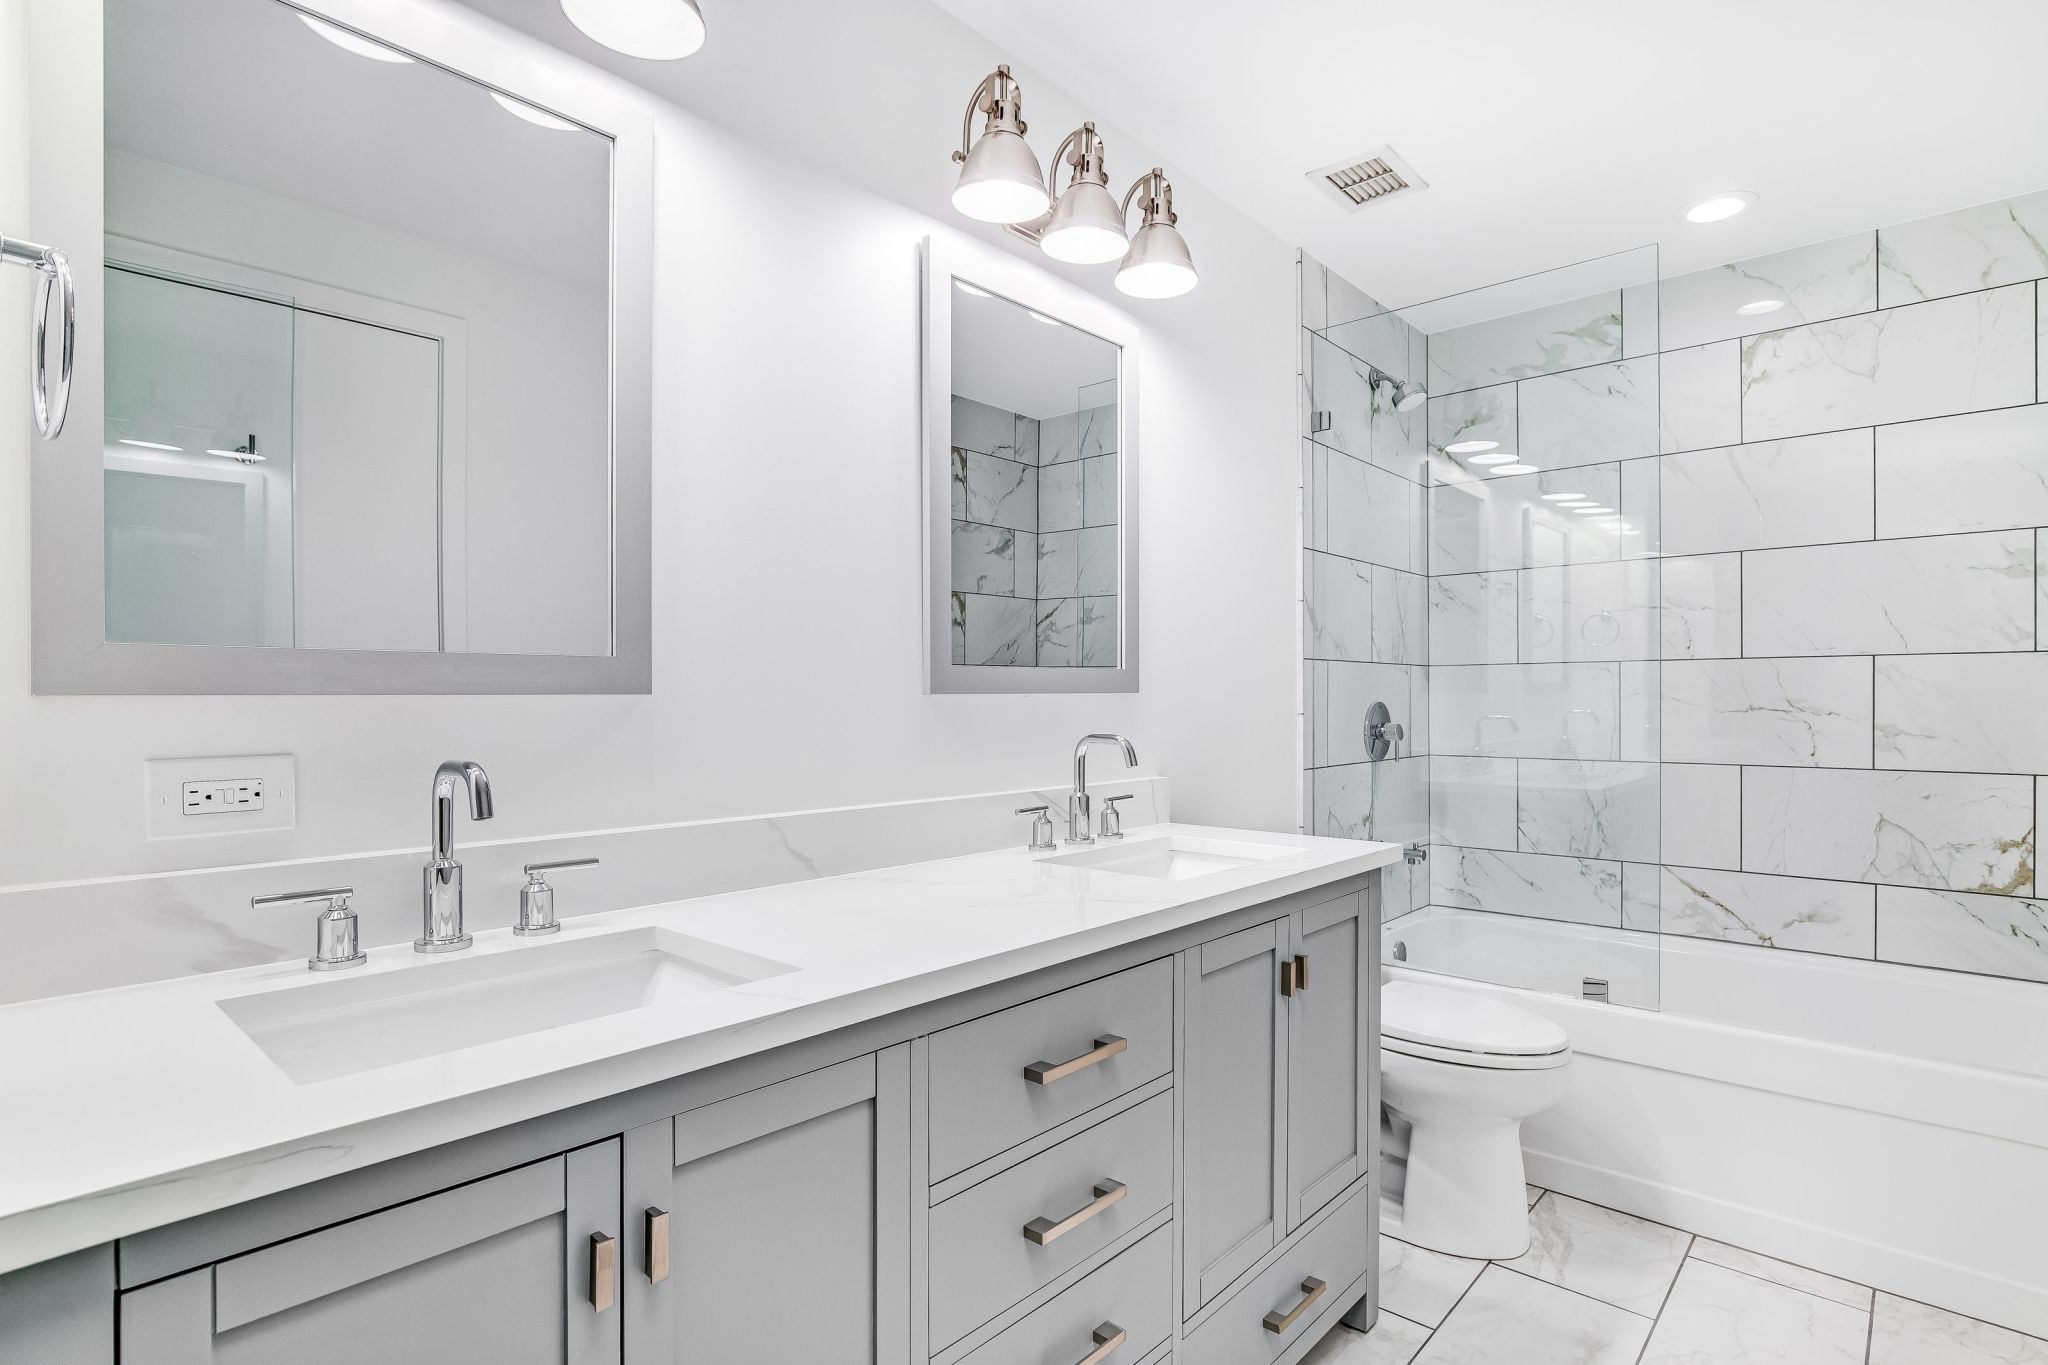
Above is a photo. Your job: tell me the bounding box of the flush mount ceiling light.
[1683,191,1757,224]
[490,91,580,131]
[301,14,412,62]
[560,0,706,59]
[1444,439,1498,454]
[1737,298,1785,316]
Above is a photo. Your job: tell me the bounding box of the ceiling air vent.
[1309,146,1426,212]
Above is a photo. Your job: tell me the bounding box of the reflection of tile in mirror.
[1078,527,1118,597]
[1077,404,1117,459]
[959,593,1036,666]
[960,449,1037,532]
[1040,411,1078,465]
[1013,415,1041,465]
[1039,462,1083,533]
[950,522,1017,596]
[1080,597,1117,667]
[1038,530,1080,598]
[1037,599,1079,666]
[1083,455,1116,528]
[950,394,1016,459]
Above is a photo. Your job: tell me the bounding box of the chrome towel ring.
[1,233,75,439]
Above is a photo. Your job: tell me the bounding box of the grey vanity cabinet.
[621,1048,911,1365]
[1285,889,1372,1230]
[117,1142,624,1365]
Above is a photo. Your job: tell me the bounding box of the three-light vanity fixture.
[949,65,1199,299]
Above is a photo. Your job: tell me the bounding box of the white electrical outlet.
[146,755,296,839]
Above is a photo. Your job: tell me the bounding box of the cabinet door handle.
[1023,1179,1127,1245]
[645,1207,670,1284]
[1262,1276,1327,1334]
[1294,954,1309,992]
[1024,1034,1127,1085]
[1076,1321,1126,1365]
[1280,958,1295,997]
[589,1232,617,1312]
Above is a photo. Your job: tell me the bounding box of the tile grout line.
[1630,1233,1696,1365]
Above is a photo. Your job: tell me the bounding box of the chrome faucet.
[418,759,494,953]
[1066,733,1138,845]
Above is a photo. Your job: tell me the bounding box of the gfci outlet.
[146,755,296,839]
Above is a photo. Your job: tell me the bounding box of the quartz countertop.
[0,823,1397,1273]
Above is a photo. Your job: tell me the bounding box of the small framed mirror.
[921,236,1139,693]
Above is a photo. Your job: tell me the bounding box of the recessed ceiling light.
[1467,452,1517,466]
[117,438,182,452]
[1736,298,1785,317]
[300,14,413,63]
[1683,191,1757,224]
[490,91,580,131]
[1027,311,1061,327]
[954,281,993,299]
[1491,464,1538,476]
[560,0,706,59]
[1573,505,1613,515]
[1444,439,1498,455]
[1542,492,1585,501]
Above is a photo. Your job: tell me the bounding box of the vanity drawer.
[959,1222,1174,1365]
[928,957,1172,1179]
[1178,1183,1372,1365]
[930,1091,1173,1350]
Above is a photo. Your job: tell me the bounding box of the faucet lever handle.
[1015,806,1057,852]
[1099,794,1134,841]
[253,886,365,972]
[524,857,599,878]
[518,858,597,938]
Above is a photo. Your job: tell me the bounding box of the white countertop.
[0,824,1397,1274]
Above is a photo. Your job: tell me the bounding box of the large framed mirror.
[27,0,652,692]
[921,236,1140,693]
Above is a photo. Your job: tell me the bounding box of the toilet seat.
[1381,981,1570,1071]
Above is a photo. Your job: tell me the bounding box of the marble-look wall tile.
[1663,657,1873,766]
[1039,460,1083,532]
[1618,458,1660,557]
[1430,661,1619,760]
[1619,660,1660,762]
[1622,861,1661,931]
[1322,660,1413,766]
[1660,554,1741,659]
[1313,757,1428,844]
[1517,358,1659,471]
[1621,279,1658,358]
[1431,846,1624,927]
[1082,454,1117,528]
[1078,596,1117,667]
[1076,525,1117,597]
[957,592,1036,666]
[1328,451,1423,573]
[1426,383,1516,477]
[1311,331,1379,464]
[961,448,1038,531]
[1430,465,1624,575]
[1876,652,2048,773]
[1303,441,1327,552]
[1035,597,1078,666]
[1325,305,1416,381]
[1373,566,1426,666]
[1659,340,1742,453]
[1517,759,1660,862]
[1660,232,1878,351]
[951,394,1016,458]
[1662,763,1741,870]
[1432,755,1517,850]
[1013,414,1041,465]
[1430,572,1517,665]
[1306,551,1373,661]
[1039,410,1078,465]
[1874,404,2048,538]
[1745,531,2034,655]
[1661,429,1874,555]
[1426,292,1623,396]
[1876,885,2048,984]
[951,521,1020,596]
[1076,404,1116,459]
[1876,189,2048,307]
[1742,768,2034,895]
[1660,866,1877,957]
[1520,559,1660,663]
[1741,284,2036,441]
[1037,529,1080,598]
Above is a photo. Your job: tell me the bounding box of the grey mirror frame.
[26,0,654,694]
[920,235,1140,694]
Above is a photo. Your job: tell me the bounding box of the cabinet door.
[119,1144,622,1365]
[624,1049,910,1365]
[1286,890,1371,1230]
[1180,918,1289,1314]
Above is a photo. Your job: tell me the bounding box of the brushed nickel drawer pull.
[1076,1321,1126,1365]
[589,1232,617,1312]
[1262,1276,1327,1334]
[1024,1034,1128,1085]
[1023,1179,1127,1245]
[1295,954,1309,992]
[645,1207,670,1284]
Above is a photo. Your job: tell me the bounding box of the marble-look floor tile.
[1877,189,2048,307]
[1516,759,1659,862]
[1379,1234,1487,1328]
[1660,232,1878,351]
[1742,285,2036,442]
[1431,847,1623,927]
[1516,358,1657,472]
[1659,340,1742,454]
[1641,1259,1868,1365]
[1660,866,1877,957]
[1304,1313,1434,1365]
[1867,1291,2048,1365]
[1688,1239,1872,1310]
[1877,885,2048,985]
[1662,656,1873,766]
[1500,1192,1691,1315]
[1661,764,1741,871]
[1877,652,2048,773]
[1875,405,2048,539]
[1742,768,2034,896]
[1429,573,1517,665]
[1660,554,1741,659]
[1431,756,1518,851]
[1525,1184,1544,1208]
[1414,1264,1649,1365]
[1661,429,1874,556]
[1745,532,2034,656]
[1309,552,1374,661]
[1427,292,1623,396]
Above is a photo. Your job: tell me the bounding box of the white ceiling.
[930,0,2048,308]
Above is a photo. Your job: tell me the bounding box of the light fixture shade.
[1040,179,1128,264]
[952,128,1050,224]
[1115,220,1198,299]
[560,0,706,60]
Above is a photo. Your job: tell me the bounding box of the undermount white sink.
[1044,834,1291,881]
[218,927,796,1085]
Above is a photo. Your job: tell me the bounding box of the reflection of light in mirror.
[1027,311,1062,327]
[1737,298,1785,316]
[206,449,266,463]
[1491,464,1537,476]
[1541,492,1585,501]
[1467,453,1516,465]
[490,92,580,132]
[300,14,414,63]
[1683,191,1756,223]
[954,281,993,299]
[117,438,184,452]
[1444,440,1498,454]
[561,0,707,60]
[1573,505,1613,515]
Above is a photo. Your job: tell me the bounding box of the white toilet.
[1380,980,1572,1259]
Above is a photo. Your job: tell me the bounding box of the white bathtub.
[1384,907,2048,1337]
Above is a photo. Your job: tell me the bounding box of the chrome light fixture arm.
[952,65,1027,165]
[1,233,75,439]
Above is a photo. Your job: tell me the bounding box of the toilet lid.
[1381,981,1569,1058]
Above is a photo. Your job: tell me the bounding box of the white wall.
[0,0,1300,888]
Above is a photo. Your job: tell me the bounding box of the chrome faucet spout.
[420,759,493,954]
[1067,733,1139,845]
[430,759,493,863]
